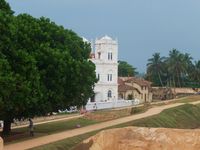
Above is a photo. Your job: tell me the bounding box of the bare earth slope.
[75,127,200,150]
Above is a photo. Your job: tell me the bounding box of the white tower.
[91,35,118,102]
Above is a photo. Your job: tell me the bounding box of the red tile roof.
[118,84,136,92]
[119,77,152,86]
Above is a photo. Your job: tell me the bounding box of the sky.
[7,0,200,73]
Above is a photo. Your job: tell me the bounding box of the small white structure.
[89,35,118,103]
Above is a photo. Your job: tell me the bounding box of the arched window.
[107,90,112,98]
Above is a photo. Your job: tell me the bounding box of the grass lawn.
[13,118,98,134]
[151,95,200,107]
[3,118,98,144]
[30,103,200,150]
[175,95,200,103]
[29,131,99,150]
[116,103,200,129]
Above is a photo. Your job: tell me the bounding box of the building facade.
[118,77,153,103]
[89,35,118,102]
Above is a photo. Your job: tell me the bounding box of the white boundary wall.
[85,99,140,111]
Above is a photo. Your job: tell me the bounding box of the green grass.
[14,118,98,134]
[29,131,99,150]
[116,103,200,129]
[175,95,200,103]
[5,118,98,144]
[30,103,200,150]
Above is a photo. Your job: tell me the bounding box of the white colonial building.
[88,35,118,102]
[84,35,140,110]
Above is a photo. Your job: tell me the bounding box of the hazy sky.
[7,0,200,72]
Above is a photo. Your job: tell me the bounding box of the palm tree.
[181,53,193,86]
[147,53,165,87]
[183,53,193,70]
[166,49,190,87]
[190,61,200,83]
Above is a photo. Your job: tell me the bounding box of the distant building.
[118,77,153,103]
[152,87,196,100]
[87,35,118,102]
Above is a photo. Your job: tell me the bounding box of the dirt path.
[5,101,200,150]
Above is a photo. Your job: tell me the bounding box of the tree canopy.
[0,0,96,135]
[118,60,137,77]
[147,53,165,87]
[146,49,199,88]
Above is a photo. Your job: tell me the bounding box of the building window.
[98,52,101,59]
[108,52,113,60]
[91,94,95,102]
[107,74,112,81]
[108,90,112,98]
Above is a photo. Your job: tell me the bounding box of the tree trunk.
[173,76,176,87]
[177,73,181,87]
[2,120,12,135]
[173,76,176,98]
[158,72,163,87]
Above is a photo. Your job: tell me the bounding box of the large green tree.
[13,14,96,112]
[118,60,137,77]
[0,0,96,135]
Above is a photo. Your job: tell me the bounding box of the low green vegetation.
[130,103,150,114]
[151,95,200,107]
[175,95,200,103]
[4,118,98,144]
[14,118,98,134]
[117,103,200,129]
[29,131,99,150]
[30,103,200,150]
